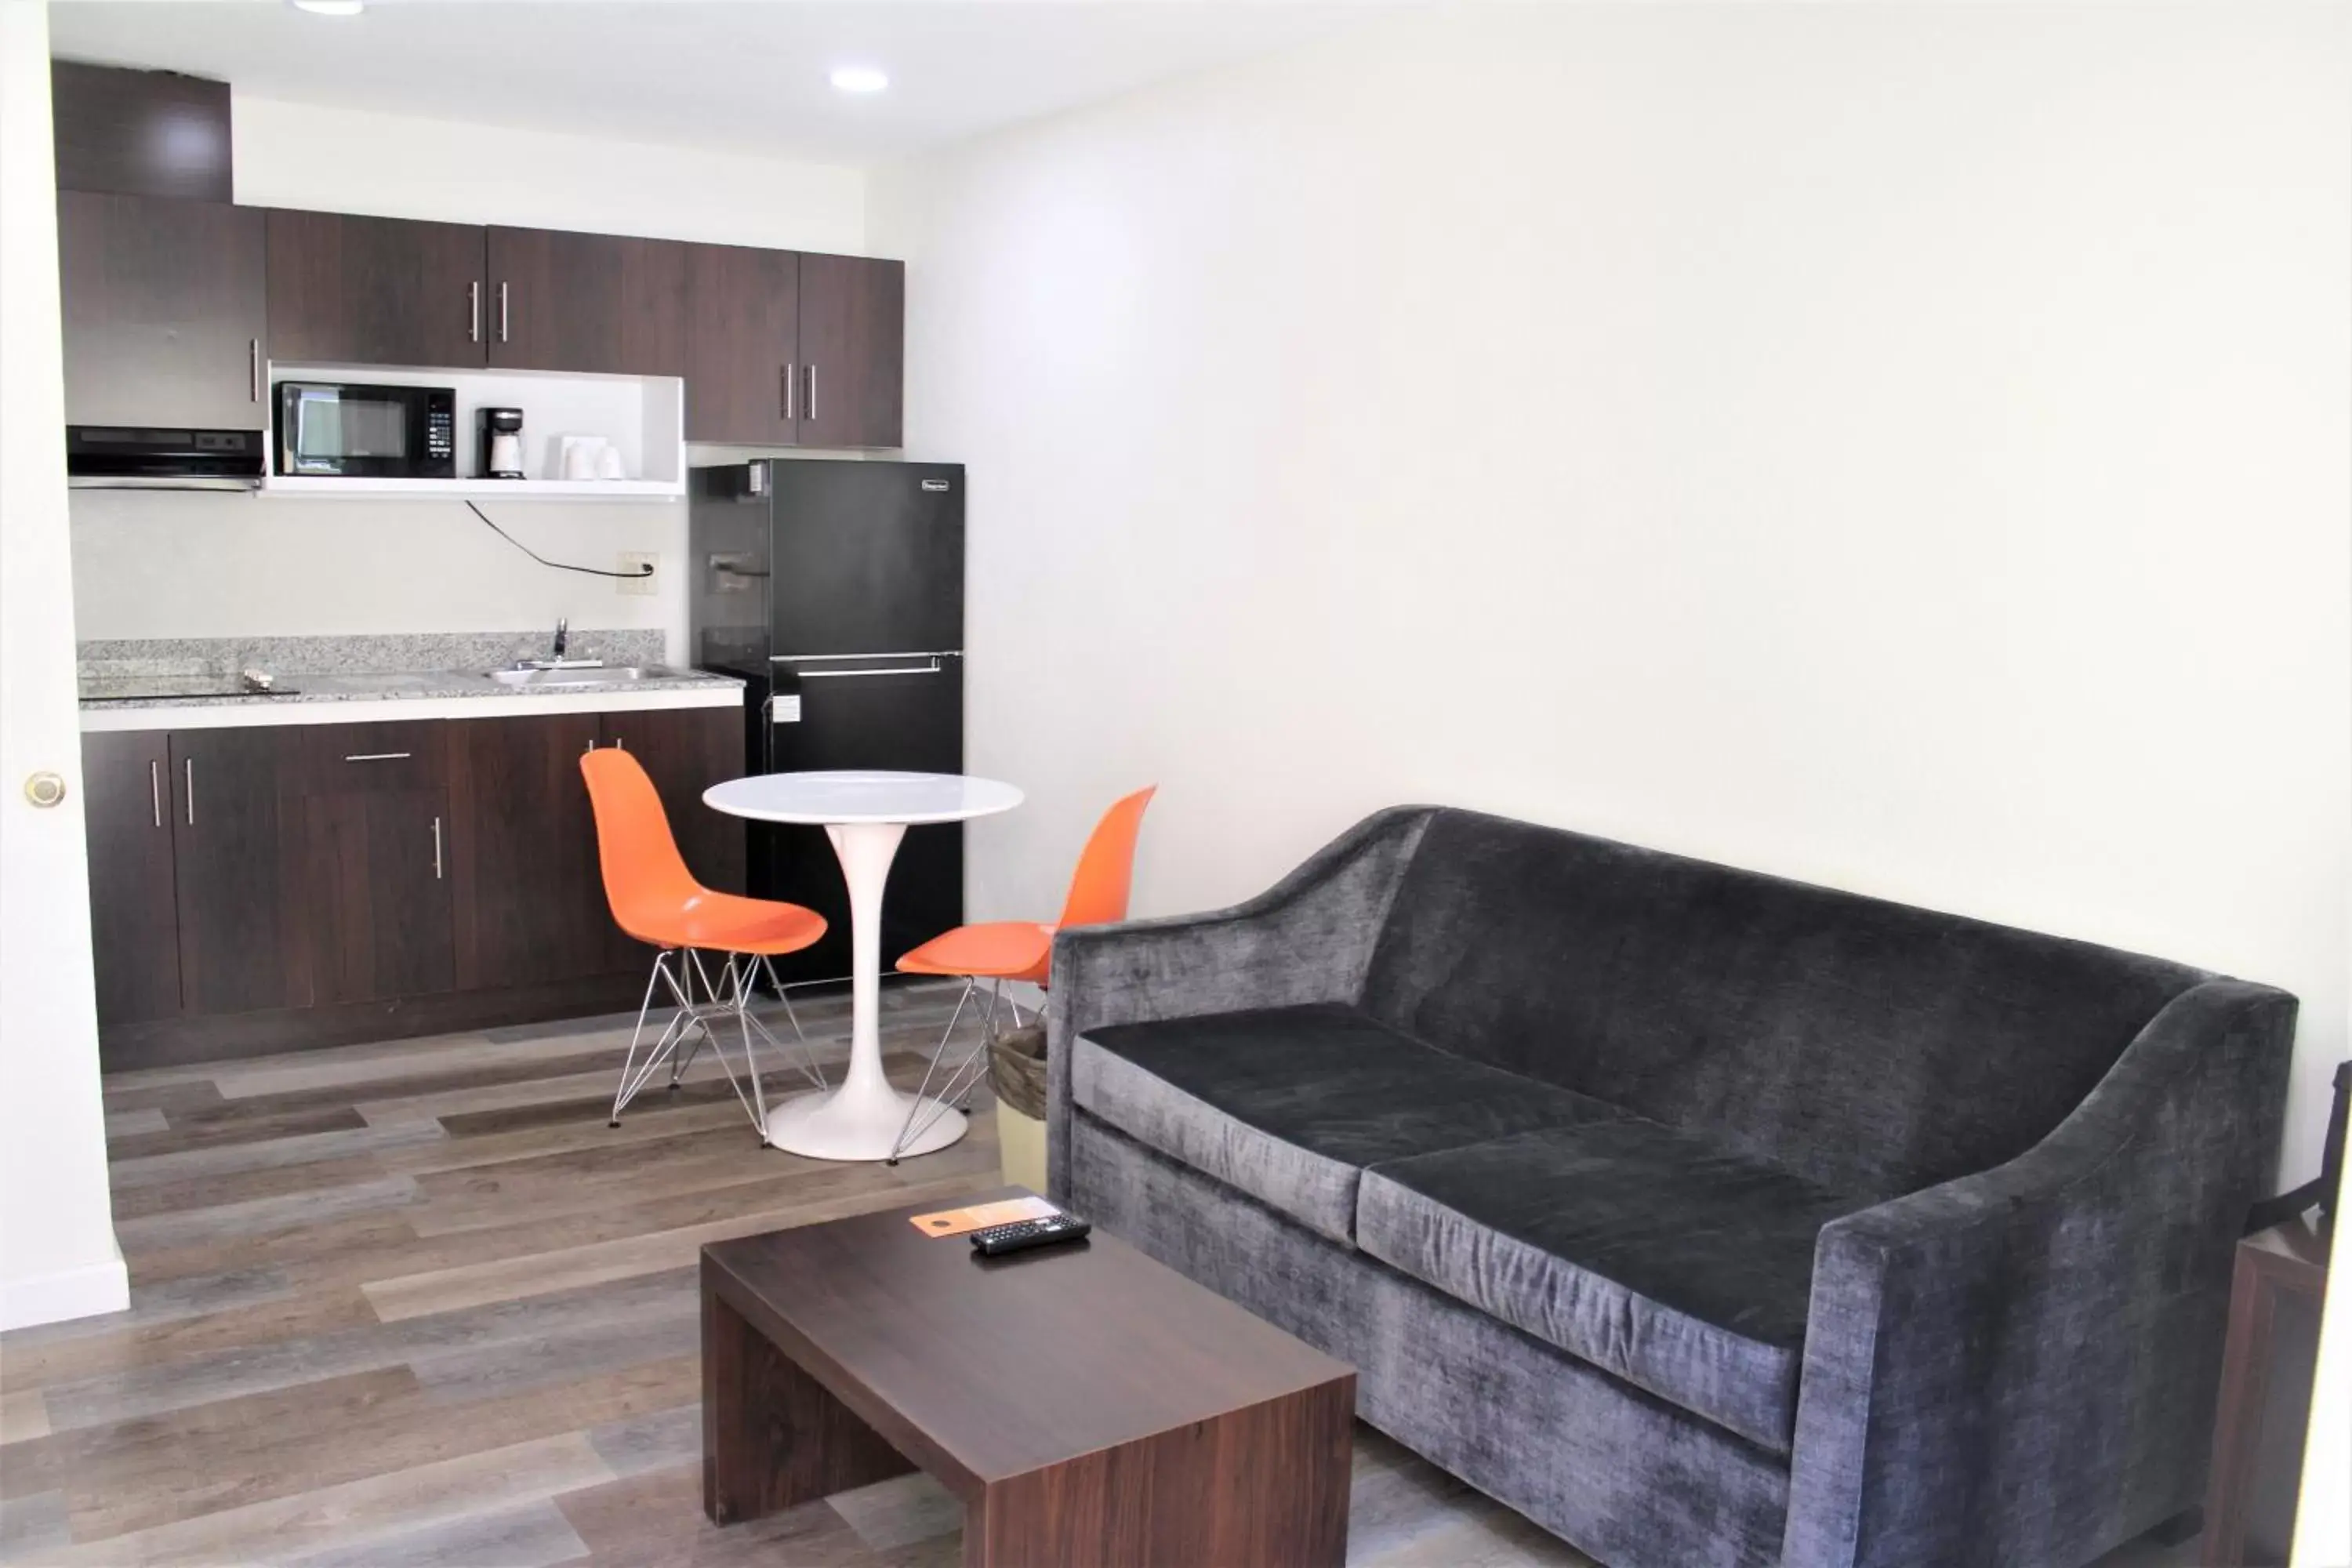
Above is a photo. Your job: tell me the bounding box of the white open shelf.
[262,475,681,502]
[259,361,685,502]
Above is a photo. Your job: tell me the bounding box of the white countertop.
[80,674,742,731]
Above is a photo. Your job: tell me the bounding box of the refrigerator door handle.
[770,651,962,662]
[797,659,942,678]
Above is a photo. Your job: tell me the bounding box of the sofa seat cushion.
[1073,1004,1622,1246]
[1359,1120,1868,1453]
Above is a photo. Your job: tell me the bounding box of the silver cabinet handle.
[343,752,412,763]
[183,758,194,826]
[249,339,261,402]
[432,815,444,880]
[498,281,509,343]
[805,363,816,423]
[785,363,795,421]
[800,666,938,678]
[612,736,626,750]
[469,281,481,343]
[149,759,162,829]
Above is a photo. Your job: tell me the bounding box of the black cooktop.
[80,677,304,702]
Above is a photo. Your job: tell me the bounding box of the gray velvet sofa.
[1044,807,2296,1568]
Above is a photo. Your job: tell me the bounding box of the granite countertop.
[77,630,740,711]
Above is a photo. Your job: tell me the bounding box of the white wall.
[233,94,864,252]
[67,93,873,652]
[1,3,127,1330]
[870,2,2352,1181]
[71,492,687,655]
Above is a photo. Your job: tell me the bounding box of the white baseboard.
[0,1246,129,1332]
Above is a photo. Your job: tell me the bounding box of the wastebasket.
[988,1023,1048,1192]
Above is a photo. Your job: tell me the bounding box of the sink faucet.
[512,618,604,672]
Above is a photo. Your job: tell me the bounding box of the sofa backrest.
[1359,810,2205,1199]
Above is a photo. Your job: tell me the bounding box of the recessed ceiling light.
[829,66,888,95]
[289,0,365,15]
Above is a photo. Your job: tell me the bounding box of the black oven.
[274,381,456,478]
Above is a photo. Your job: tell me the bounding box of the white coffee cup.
[559,436,606,481]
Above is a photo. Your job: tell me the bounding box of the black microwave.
[274,381,456,478]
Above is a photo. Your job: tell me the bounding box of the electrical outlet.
[617,551,657,596]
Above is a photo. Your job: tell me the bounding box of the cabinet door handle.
[612,735,625,750]
[499,281,510,343]
[249,339,261,403]
[343,751,412,763]
[782,364,793,421]
[184,758,194,826]
[469,281,481,344]
[149,759,162,829]
[432,815,445,880]
[805,363,816,423]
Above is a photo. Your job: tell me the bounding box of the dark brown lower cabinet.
[598,706,747,975]
[169,728,310,1018]
[81,731,181,1029]
[601,708,746,894]
[88,702,747,1068]
[448,710,613,990]
[308,788,456,1005]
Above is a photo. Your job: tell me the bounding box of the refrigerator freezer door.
[753,656,966,984]
[765,460,964,657]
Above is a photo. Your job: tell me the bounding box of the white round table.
[702,770,1024,1161]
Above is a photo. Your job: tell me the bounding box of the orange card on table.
[909,1196,1059,1237]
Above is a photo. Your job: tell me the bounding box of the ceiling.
[47,1,1409,168]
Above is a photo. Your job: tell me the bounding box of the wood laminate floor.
[0,982,2203,1567]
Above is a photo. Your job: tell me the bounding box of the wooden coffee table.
[701,1188,1356,1567]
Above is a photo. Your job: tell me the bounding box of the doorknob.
[23,771,66,808]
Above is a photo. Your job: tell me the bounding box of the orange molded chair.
[891,786,1156,1142]
[581,747,829,1138]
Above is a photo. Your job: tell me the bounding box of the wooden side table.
[2201,1218,2331,1567]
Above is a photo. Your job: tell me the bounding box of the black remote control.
[970,1214,1091,1257]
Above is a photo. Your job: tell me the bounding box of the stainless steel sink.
[485,666,662,688]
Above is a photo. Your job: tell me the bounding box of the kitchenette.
[56,60,951,1073]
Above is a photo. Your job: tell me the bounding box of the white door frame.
[0,3,128,1331]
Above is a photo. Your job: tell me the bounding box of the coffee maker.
[477,408,524,479]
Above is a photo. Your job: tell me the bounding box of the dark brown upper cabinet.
[51,61,231,203]
[486,226,688,378]
[683,241,800,446]
[82,731,181,1030]
[796,252,904,449]
[57,191,267,430]
[267,209,488,369]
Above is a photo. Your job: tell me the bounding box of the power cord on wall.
[465,501,655,580]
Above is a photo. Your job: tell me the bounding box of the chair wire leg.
[890,978,996,1162]
[673,954,739,1087]
[667,952,760,1136]
[757,955,829,1091]
[729,954,770,1139]
[611,950,681,1127]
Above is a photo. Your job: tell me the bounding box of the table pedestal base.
[762,1082,969,1163]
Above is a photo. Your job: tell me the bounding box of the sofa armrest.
[1783,978,2296,1568]
[1043,804,1435,1202]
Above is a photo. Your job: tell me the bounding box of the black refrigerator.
[689,458,966,985]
